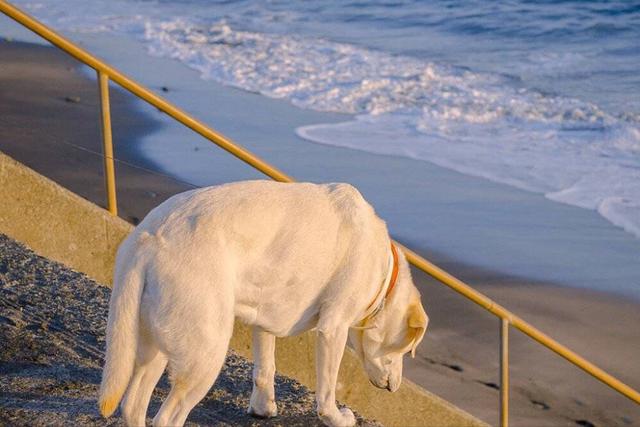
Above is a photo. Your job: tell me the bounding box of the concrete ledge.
[0,150,486,427]
[0,151,133,284]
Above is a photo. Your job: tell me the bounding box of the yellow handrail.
[400,244,640,405]
[97,71,118,215]
[1,1,638,425]
[500,318,509,427]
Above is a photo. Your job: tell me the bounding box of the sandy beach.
[409,263,640,426]
[0,39,191,224]
[1,39,639,427]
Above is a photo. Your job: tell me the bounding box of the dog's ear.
[407,303,428,358]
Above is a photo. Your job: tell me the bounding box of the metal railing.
[1,1,638,425]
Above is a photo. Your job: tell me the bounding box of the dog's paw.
[337,407,356,426]
[319,406,356,427]
[248,392,278,418]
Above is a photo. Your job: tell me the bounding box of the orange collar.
[386,242,400,299]
[361,242,399,321]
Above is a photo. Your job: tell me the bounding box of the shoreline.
[1,39,639,426]
[12,28,638,299]
[0,39,193,225]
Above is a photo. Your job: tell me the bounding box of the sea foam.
[13,1,640,238]
[142,18,640,238]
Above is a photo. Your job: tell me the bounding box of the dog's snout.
[369,377,391,390]
[369,379,384,389]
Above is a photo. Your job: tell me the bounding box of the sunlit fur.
[98,180,428,427]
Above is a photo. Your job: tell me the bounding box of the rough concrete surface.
[0,150,134,286]
[0,234,380,426]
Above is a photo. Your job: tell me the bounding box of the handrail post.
[500,317,509,427]
[97,71,118,216]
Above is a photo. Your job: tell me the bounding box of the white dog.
[98,180,428,427]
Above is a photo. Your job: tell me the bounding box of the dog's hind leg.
[248,327,277,418]
[152,308,234,426]
[121,328,167,427]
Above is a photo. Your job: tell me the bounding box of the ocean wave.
[298,112,640,238]
[12,1,640,238]
[146,17,640,238]
[142,18,639,126]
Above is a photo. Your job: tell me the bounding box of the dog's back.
[99,180,390,425]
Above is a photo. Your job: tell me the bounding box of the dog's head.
[350,258,428,392]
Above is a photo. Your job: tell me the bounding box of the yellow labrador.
[98,180,428,427]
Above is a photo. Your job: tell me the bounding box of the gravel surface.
[0,234,380,426]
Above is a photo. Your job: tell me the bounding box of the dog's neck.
[355,243,399,327]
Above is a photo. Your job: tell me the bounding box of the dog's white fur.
[99,180,428,427]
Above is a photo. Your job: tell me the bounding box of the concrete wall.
[0,151,486,427]
[0,151,132,285]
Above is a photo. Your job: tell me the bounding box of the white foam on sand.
[298,114,640,239]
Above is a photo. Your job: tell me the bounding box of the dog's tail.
[98,233,149,418]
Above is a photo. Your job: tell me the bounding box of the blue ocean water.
[7,0,640,239]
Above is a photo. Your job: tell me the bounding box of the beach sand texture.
[1,40,639,426]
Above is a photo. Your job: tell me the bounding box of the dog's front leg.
[248,327,278,418]
[316,326,356,427]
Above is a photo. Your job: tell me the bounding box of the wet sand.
[1,39,639,426]
[408,259,640,426]
[0,39,191,225]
